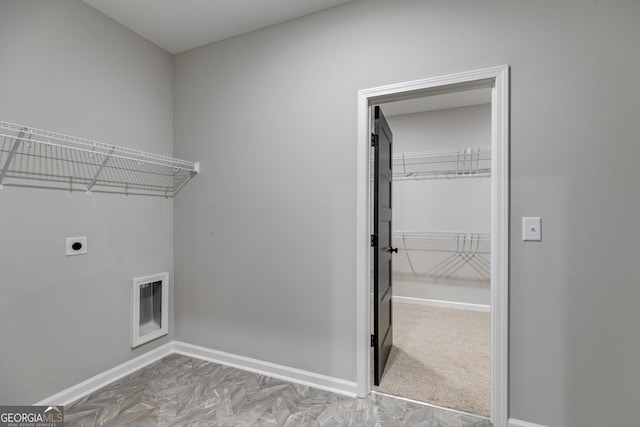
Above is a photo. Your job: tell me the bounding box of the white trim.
[173,341,358,397]
[393,295,490,312]
[35,340,358,406]
[356,65,509,426]
[509,419,549,427]
[34,342,174,406]
[372,390,491,420]
[491,64,510,427]
[356,82,371,399]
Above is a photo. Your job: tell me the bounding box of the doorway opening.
[373,94,492,416]
[356,66,509,426]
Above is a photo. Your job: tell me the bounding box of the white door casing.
[355,65,509,426]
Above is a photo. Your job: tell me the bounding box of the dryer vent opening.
[131,272,168,348]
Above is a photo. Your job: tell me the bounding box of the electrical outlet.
[66,236,88,256]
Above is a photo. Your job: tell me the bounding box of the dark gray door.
[372,106,396,386]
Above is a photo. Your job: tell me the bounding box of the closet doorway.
[356,66,509,426]
[374,92,492,416]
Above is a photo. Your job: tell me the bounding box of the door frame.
[355,65,509,426]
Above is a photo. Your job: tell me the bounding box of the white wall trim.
[491,64,510,427]
[173,341,358,397]
[34,342,174,406]
[35,340,358,407]
[393,295,490,312]
[356,65,509,426]
[508,419,549,427]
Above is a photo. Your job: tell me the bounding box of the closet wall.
[0,1,174,404]
[388,105,491,306]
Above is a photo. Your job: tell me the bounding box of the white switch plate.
[66,236,88,256]
[522,217,542,241]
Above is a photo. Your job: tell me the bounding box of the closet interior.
[374,91,492,416]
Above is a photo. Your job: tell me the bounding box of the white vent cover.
[131,272,168,348]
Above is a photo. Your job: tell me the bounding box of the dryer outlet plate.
[66,236,88,256]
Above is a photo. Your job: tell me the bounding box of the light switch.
[522,217,542,241]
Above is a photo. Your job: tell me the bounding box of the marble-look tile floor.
[65,354,491,426]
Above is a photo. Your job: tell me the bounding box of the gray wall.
[173,1,640,426]
[0,1,174,404]
[1,1,638,426]
[389,105,491,305]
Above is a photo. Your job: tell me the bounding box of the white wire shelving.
[0,121,199,197]
[393,231,491,280]
[393,147,490,180]
[393,231,490,254]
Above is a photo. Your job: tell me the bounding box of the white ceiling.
[82,0,357,54]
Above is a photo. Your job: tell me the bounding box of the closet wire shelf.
[393,231,490,254]
[393,147,490,180]
[393,231,491,280]
[0,121,199,197]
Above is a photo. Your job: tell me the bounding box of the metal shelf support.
[0,129,26,190]
[86,146,115,194]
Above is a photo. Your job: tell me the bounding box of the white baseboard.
[509,418,548,427]
[35,341,357,407]
[173,341,358,397]
[393,295,490,312]
[34,342,174,406]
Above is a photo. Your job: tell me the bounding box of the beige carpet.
[373,302,490,416]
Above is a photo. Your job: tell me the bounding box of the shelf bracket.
[0,129,27,190]
[86,146,115,194]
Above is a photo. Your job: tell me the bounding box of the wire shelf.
[393,231,491,281]
[393,147,490,180]
[393,231,490,254]
[0,121,199,197]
